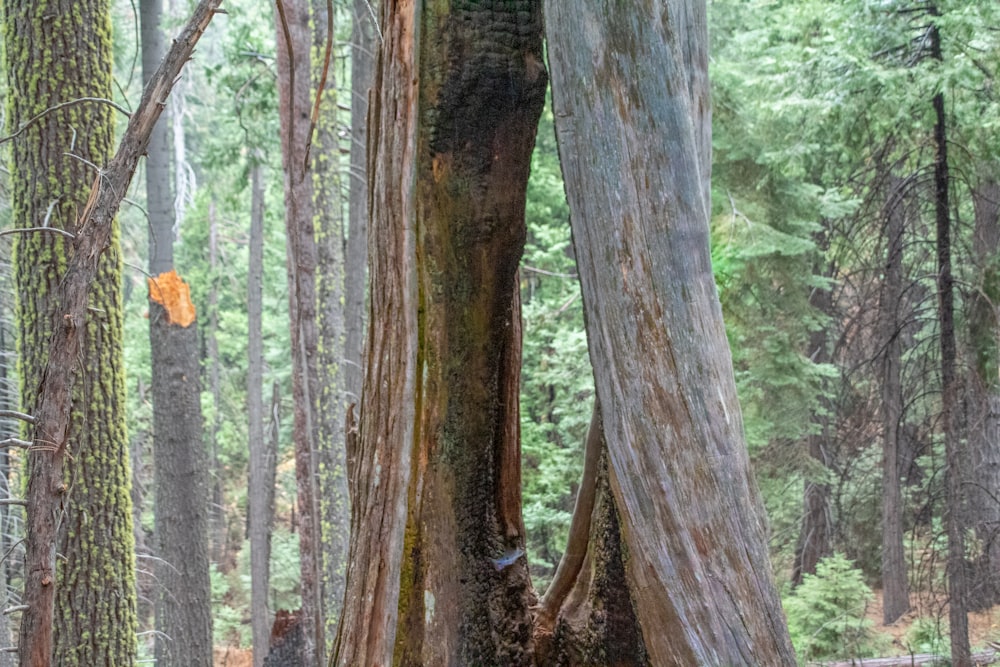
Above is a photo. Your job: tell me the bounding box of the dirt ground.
[214,646,253,667]
[867,589,1000,653]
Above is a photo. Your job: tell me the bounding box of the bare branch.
[0,410,35,424]
[0,97,131,147]
[0,227,75,241]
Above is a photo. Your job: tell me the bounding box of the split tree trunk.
[333,2,547,664]
[544,0,797,663]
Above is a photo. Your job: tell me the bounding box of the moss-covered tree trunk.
[3,0,138,663]
[332,2,547,665]
[544,0,796,663]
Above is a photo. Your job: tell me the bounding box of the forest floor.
[868,588,1000,653]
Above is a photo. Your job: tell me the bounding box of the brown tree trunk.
[332,3,547,664]
[880,176,910,624]
[275,0,323,662]
[545,0,796,663]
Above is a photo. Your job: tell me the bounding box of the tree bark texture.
[333,2,547,665]
[142,1,214,663]
[310,0,350,653]
[545,1,796,663]
[2,2,222,663]
[4,1,136,663]
[880,176,910,624]
[275,0,323,661]
[247,161,274,667]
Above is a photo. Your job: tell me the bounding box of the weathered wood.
[814,650,997,667]
[545,0,796,663]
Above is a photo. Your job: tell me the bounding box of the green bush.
[784,553,887,662]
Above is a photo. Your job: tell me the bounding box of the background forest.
[1,0,999,665]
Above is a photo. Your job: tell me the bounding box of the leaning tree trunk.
[332,2,547,665]
[274,0,323,661]
[141,0,214,663]
[544,0,796,663]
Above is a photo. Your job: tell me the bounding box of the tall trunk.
[274,0,323,661]
[333,3,547,664]
[310,0,350,656]
[0,245,15,667]
[930,16,971,666]
[793,242,834,587]
[545,0,796,662]
[142,0,213,662]
[4,0,138,662]
[967,177,1000,610]
[880,176,910,624]
[207,199,228,566]
[247,160,274,667]
[345,0,375,406]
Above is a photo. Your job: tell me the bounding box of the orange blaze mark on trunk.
[148,269,197,327]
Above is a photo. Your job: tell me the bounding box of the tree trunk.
[345,0,375,406]
[310,0,350,655]
[0,243,16,667]
[141,0,214,662]
[880,176,910,624]
[544,1,796,663]
[247,160,275,667]
[966,177,1000,611]
[930,16,971,665]
[275,0,323,662]
[332,2,547,664]
[3,3,221,662]
[4,0,137,662]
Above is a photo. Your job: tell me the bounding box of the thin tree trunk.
[309,1,349,657]
[967,177,1000,611]
[545,0,796,662]
[333,3,547,664]
[880,176,910,624]
[207,199,228,567]
[274,0,323,661]
[142,0,213,661]
[929,15,971,665]
[247,160,274,667]
[345,0,374,406]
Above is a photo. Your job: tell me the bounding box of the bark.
[247,161,274,667]
[879,176,910,624]
[310,0,350,654]
[3,2,222,663]
[142,0,213,662]
[0,244,16,667]
[930,17,971,666]
[545,1,796,663]
[966,177,1000,610]
[333,2,547,665]
[345,0,375,405]
[274,0,323,661]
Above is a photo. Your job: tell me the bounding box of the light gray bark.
[545,0,796,663]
